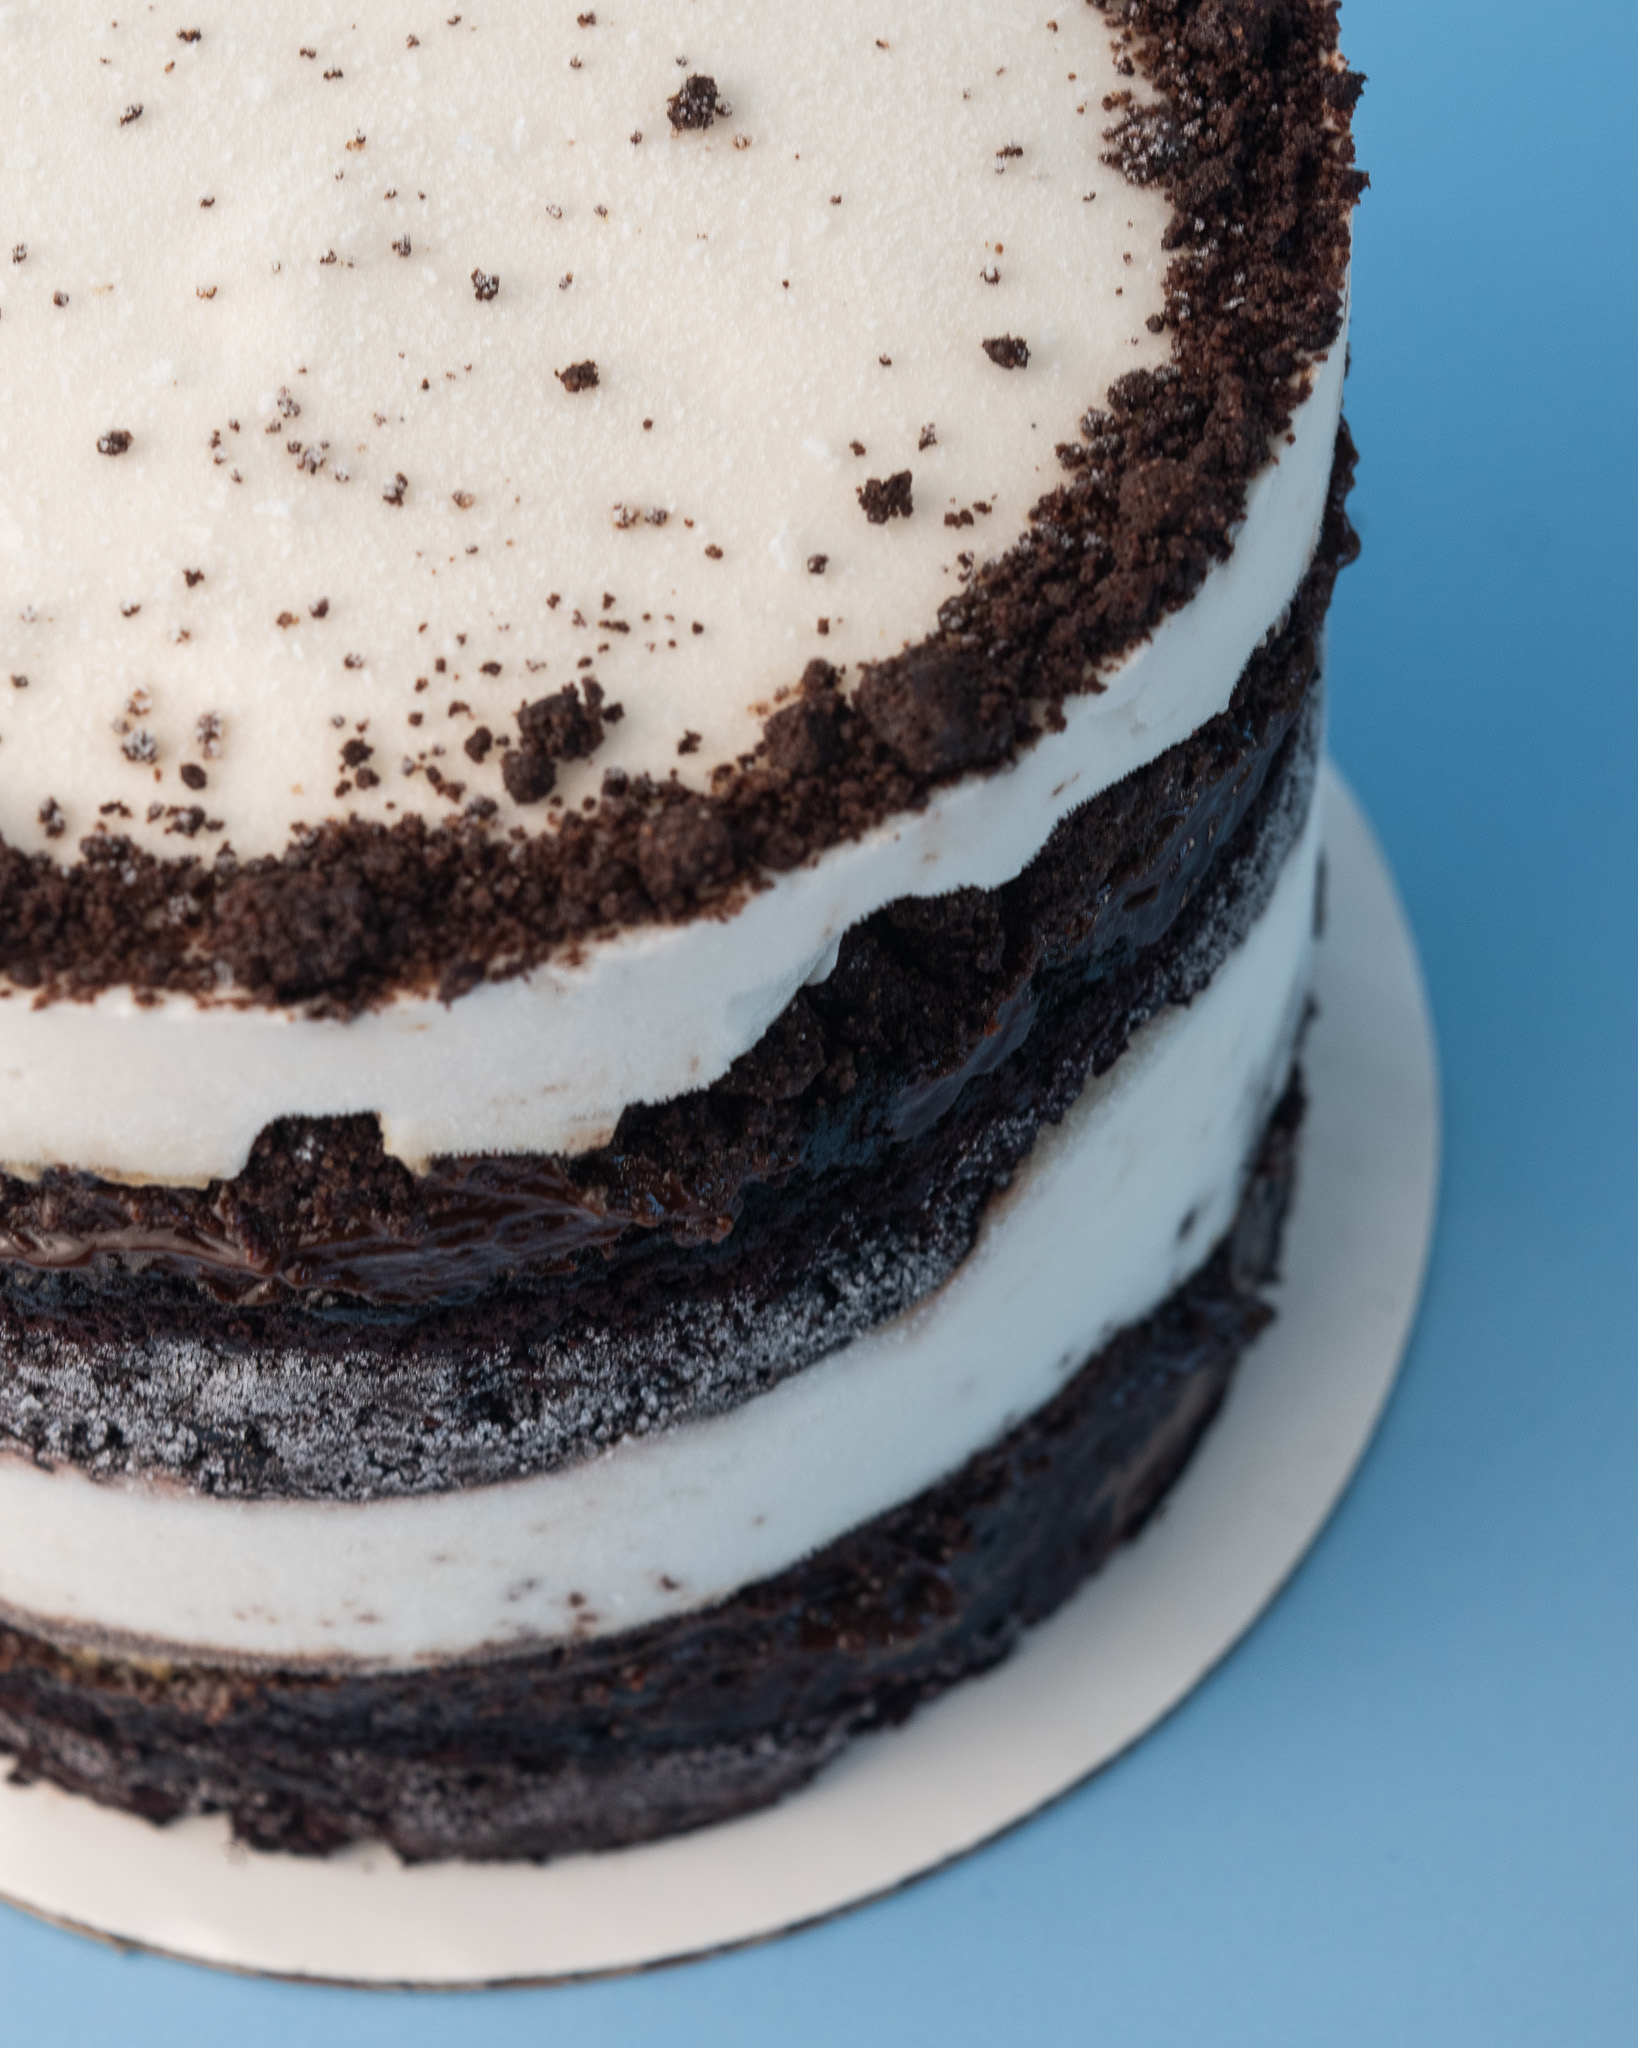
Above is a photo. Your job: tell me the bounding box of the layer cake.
[0,0,1365,1859]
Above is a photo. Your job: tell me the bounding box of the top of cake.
[0,3,1360,1006]
[2,4,1171,853]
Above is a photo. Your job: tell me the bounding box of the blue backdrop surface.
[5,1,1635,2039]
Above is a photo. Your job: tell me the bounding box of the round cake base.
[0,765,1439,1988]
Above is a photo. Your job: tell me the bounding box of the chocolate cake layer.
[0,0,1362,1012]
[0,445,1348,1502]
[0,1073,1304,1864]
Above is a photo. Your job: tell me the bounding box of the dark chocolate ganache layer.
[0,1074,1304,1865]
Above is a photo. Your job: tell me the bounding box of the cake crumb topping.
[982,336,1030,369]
[667,73,728,131]
[858,472,914,524]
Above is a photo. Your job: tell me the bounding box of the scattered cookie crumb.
[858,471,913,523]
[668,73,728,130]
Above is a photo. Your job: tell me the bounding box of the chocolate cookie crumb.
[858,471,913,524]
[764,665,845,776]
[501,746,557,806]
[471,268,500,302]
[668,73,727,131]
[97,430,133,456]
[38,799,66,840]
[982,335,1029,369]
[807,554,828,574]
[637,797,733,903]
[556,360,600,393]
[857,640,1019,776]
[517,679,609,762]
[180,764,208,791]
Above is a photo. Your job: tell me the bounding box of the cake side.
[0,432,1350,1505]
[0,760,1324,1667]
[0,1072,1305,1863]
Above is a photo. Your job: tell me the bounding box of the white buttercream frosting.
[0,336,1346,1179]
[0,791,1321,1666]
[0,0,1168,857]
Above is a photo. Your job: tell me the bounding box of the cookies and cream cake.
[0,0,1364,1859]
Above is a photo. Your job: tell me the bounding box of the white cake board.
[0,765,1439,1987]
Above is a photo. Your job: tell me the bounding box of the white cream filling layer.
[0,791,1321,1668]
[0,333,1345,1182]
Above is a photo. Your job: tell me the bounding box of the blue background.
[6,1,1635,2038]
